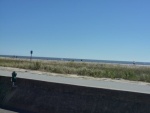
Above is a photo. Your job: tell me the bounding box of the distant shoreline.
[0,55,150,66]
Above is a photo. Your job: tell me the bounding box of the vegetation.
[0,58,150,83]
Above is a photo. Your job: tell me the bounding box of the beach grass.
[0,58,150,83]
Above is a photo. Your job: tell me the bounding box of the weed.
[0,58,150,82]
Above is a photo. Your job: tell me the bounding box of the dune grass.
[0,58,150,83]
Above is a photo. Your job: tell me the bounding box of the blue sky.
[0,0,150,62]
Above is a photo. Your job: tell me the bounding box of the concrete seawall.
[0,76,150,113]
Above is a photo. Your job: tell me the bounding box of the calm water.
[1,55,150,66]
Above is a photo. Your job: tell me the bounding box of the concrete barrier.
[0,76,150,113]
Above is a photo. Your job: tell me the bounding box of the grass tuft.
[0,58,150,82]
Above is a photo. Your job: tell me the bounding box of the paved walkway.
[0,108,18,113]
[0,69,150,94]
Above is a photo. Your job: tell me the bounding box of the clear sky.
[0,0,150,62]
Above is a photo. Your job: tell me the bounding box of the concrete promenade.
[0,69,150,94]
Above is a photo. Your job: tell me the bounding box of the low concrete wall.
[0,76,150,113]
